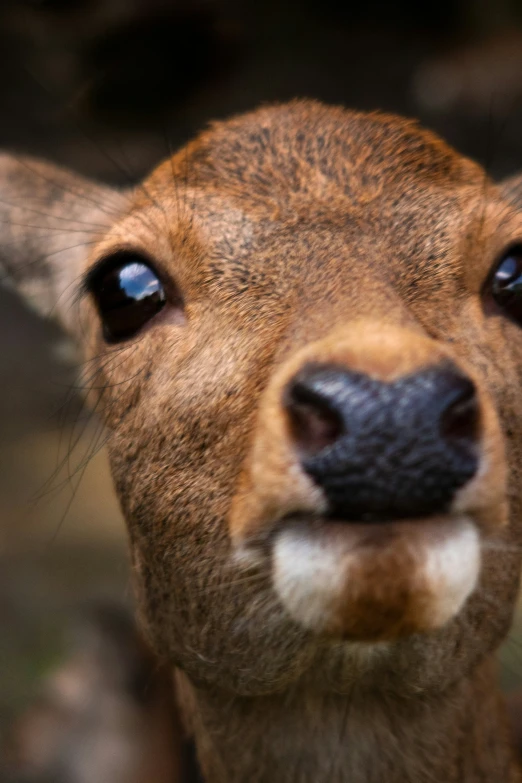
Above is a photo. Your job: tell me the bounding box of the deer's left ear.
[498,171,522,211]
[0,153,125,335]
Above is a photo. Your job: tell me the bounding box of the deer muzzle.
[229,322,507,641]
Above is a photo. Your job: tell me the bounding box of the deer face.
[4,101,522,697]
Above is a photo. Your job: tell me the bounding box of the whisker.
[47,420,112,546]
[0,196,109,230]
[0,218,104,235]
[32,348,140,500]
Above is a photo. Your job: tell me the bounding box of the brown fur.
[3,99,522,781]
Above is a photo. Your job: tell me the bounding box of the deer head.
[3,100,522,782]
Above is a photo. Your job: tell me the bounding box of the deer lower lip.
[269,515,481,641]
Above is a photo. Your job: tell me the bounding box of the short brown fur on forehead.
[148,99,484,211]
[130,100,497,312]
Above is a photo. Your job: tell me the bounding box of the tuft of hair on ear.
[0,153,125,334]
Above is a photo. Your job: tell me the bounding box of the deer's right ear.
[0,154,125,335]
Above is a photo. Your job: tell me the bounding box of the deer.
[2,98,522,782]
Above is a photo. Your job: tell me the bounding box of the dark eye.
[487,245,522,325]
[88,253,167,342]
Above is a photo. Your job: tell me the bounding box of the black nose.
[285,362,480,520]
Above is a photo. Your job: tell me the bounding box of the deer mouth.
[256,513,481,642]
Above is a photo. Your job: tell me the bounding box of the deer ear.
[498,171,522,211]
[0,153,124,334]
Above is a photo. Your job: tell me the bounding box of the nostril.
[285,378,344,457]
[439,377,480,449]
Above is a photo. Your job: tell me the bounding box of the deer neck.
[175,658,519,783]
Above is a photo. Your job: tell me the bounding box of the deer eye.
[487,245,522,325]
[87,253,167,342]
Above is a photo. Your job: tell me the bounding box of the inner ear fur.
[0,153,125,334]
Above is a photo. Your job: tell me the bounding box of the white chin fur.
[420,519,480,627]
[272,518,480,634]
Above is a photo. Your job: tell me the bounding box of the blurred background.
[3,0,522,779]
